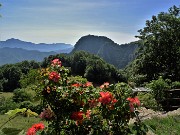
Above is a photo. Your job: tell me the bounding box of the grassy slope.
[144,115,180,135]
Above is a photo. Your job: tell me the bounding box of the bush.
[137,92,162,111]
[19,101,34,109]
[146,76,170,101]
[171,81,180,89]
[0,97,19,114]
[31,58,148,135]
[12,88,32,103]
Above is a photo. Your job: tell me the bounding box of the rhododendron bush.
[33,59,147,135]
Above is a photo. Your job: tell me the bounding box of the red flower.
[48,71,60,82]
[99,92,113,105]
[83,82,93,87]
[51,59,62,67]
[71,83,82,87]
[26,123,45,135]
[100,82,109,89]
[71,111,84,121]
[26,127,36,135]
[127,97,140,112]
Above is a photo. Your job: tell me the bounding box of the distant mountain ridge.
[0,47,57,65]
[0,38,73,53]
[72,35,139,69]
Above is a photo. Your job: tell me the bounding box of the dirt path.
[138,107,180,120]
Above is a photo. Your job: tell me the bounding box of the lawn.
[144,115,180,135]
[0,114,41,134]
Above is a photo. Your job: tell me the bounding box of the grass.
[0,92,13,99]
[0,114,41,134]
[144,115,180,135]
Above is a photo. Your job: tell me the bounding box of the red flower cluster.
[127,97,140,112]
[71,110,91,125]
[83,82,93,87]
[71,111,84,121]
[99,91,117,105]
[71,83,82,87]
[49,71,60,82]
[26,123,45,135]
[51,59,62,67]
[100,82,109,89]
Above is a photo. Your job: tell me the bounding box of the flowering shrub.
[33,59,147,135]
[26,123,45,135]
[127,97,141,112]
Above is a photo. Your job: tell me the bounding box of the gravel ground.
[138,107,180,120]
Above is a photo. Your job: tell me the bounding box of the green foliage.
[84,59,111,84]
[12,88,33,103]
[137,92,161,111]
[0,97,19,114]
[146,76,170,101]
[128,5,180,82]
[0,60,40,91]
[2,65,22,91]
[43,51,127,84]
[171,81,180,89]
[5,108,27,117]
[19,69,39,88]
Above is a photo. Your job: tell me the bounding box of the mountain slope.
[0,38,73,53]
[72,35,138,69]
[0,47,57,65]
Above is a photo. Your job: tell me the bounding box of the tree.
[132,5,180,82]
[84,59,111,84]
[2,65,22,91]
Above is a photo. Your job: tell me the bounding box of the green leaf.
[5,108,27,117]
[26,109,38,117]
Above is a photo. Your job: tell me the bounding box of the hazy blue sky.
[0,0,179,45]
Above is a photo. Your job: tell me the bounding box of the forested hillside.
[72,35,139,69]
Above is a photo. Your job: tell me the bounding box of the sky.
[0,0,179,45]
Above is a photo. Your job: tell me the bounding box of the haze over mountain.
[0,38,73,66]
[0,38,73,53]
[0,47,57,65]
[72,35,139,69]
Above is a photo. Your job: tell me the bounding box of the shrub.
[171,81,180,89]
[19,101,34,110]
[137,92,162,111]
[32,58,148,135]
[0,97,19,114]
[12,88,32,103]
[146,76,170,101]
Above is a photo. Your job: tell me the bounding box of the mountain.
[0,47,57,65]
[71,35,139,69]
[0,38,73,53]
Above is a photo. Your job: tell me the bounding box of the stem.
[0,114,18,129]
